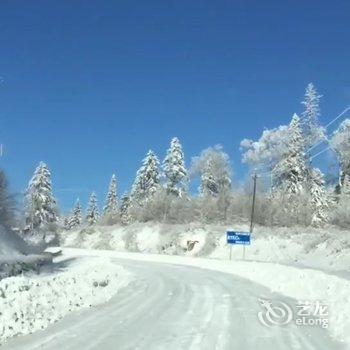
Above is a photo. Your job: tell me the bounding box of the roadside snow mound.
[60,223,350,272]
[0,257,132,344]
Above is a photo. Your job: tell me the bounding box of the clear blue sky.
[0,0,349,212]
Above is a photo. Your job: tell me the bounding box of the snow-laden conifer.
[120,193,132,225]
[273,114,307,197]
[309,168,329,227]
[301,83,325,148]
[200,159,219,196]
[103,174,118,217]
[163,137,188,197]
[86,192,99,225]
[25,162,58,230]
[330,119,350,193]
[131,150,160,203]
[67,198,82,229]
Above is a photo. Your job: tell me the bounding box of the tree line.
[3,82,350,237]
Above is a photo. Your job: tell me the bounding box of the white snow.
[57,247,350,347]
[59,222,350,272]
[0,256,132,344]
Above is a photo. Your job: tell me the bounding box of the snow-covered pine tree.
[342,174,350,196]
[68,198,82,229]
[103,174,118,217]
[273,114,307,198]
[25,161,58,230]
[131,150,160,203]
[86,192,99,225]
[163,137,188,197]
[120,193,132,225]
[330,119,350,194]
[63,217,70,230]
[200,159,219,196]
[0,171,16,232]
[301,83,325,148]
[309,168,329,227]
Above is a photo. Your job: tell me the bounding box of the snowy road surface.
[3,258,345,350]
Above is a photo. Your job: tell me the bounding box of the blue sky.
[0,0,349,212]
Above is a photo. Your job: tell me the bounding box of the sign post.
[226,231,251,260]
[226,172,257,261]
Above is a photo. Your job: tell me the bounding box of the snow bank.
[0,257,132,344]
[59,248,350,346]
[60,223,350,272]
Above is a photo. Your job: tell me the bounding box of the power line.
[325,106,350,129]
[255,105,350,177]
[307,106,350,154]
[310,145,332,161]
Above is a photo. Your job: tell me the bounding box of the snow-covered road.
[2,256,344,350]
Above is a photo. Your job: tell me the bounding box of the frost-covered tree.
[103,174,118,217]
[120,193,132,225]
[273,114,307,198]
[200,159,219,196]
[331,173,350,228]
[330,119,350,193]
[63,216,70,230]
[131,150,160,203]
[240,125,290,172]
[86,192,99,225]
[0,171,16,232]
[191,145,232,197]
[163,137,188,197]
[25,162,58,230]
[67,198,82,229]
[309,168,329,227]
[301,83,325,148]
[342,174,350,196]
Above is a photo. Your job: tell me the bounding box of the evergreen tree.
[0,171,16,232]
[103,174,118,217]
[301,83,325,148]
[120,193,132,225]
[273,114,307,197]
[25,162,58,230]
[86,192,99,225]
[330,119,350,193]
[131,150,160,203]
[200,159,219,196]
[63,216,70,230]
[342,174,350,196]
[163,137,188,197]
[309,168,329,227]
[68,198,82,229]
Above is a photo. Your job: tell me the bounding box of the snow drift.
[0,257,132,344]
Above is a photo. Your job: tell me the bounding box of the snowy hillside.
[59,222,350,273]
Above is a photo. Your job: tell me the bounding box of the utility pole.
[243,172,258,260]
[250,172,258,233]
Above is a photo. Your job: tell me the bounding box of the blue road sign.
[227,231,251,245]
